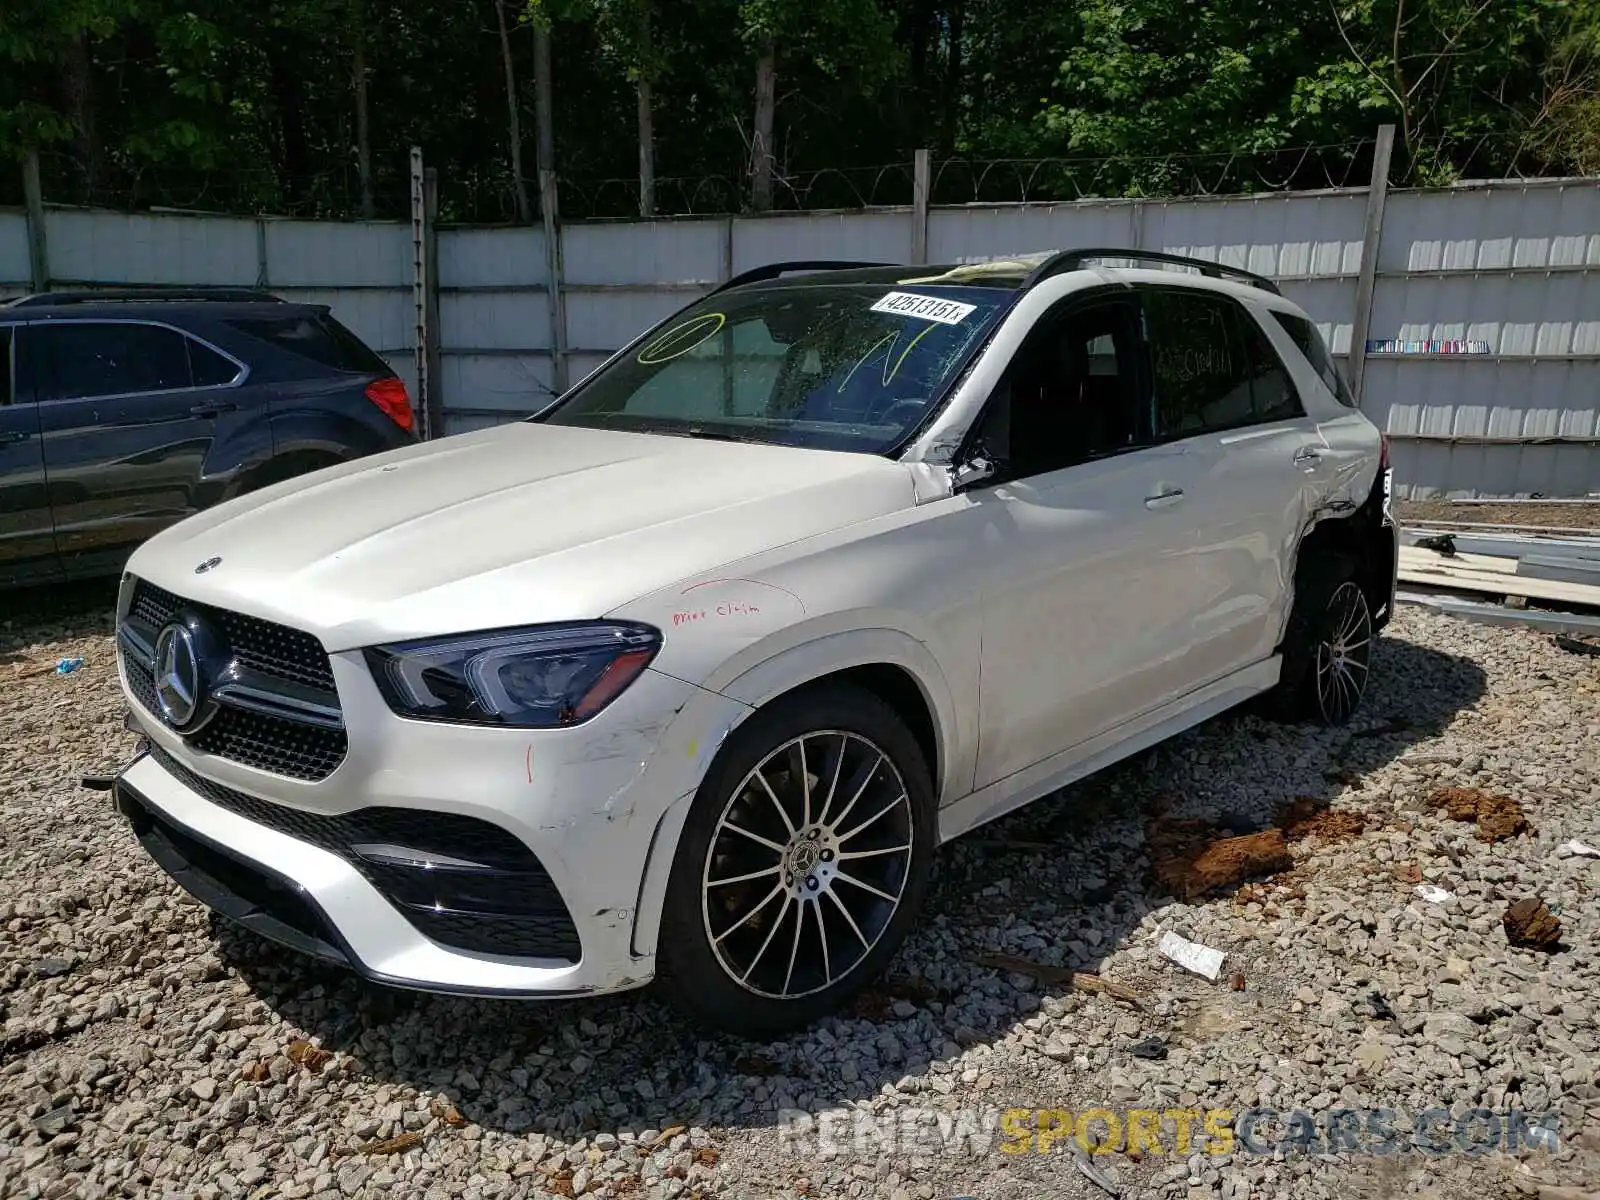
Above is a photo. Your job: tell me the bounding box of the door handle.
[189,401,238,418]
[1145,487,1185,510]
[0,430,30,444]
[1292,445,1326,469]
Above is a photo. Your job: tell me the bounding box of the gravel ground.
[2,585,1599,1200]
[1396,500,1600,531]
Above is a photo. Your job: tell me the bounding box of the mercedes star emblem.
[153,623,205,730]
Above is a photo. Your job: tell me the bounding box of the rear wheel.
[656,684,936,1036]
[1264,560,1374,726]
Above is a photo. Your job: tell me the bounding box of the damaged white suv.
[110,250,1398,1035]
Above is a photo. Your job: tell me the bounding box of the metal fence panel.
[927,202,1134,262]
[440,354,553,429]
[24,178,1600,498]
[1370,271,1600,354]
[438,227,547,288]
[1380,182,1600,271]
[265,219,410,287]
[732,211,913,271]
[0,211,32,291]
[564,220,719,286]
[1143,192,1368,277]
[48,210,258,284]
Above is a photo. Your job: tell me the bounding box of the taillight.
[365,377,415,432]
[1379,431,1391,471]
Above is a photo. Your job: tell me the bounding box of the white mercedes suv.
[109,250,1398,1035]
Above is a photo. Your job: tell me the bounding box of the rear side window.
[1272,311,1356,407]
[188,339,242,386]
[31,322,193,401]
[1237,314,1303,423]
[229,313,389,373]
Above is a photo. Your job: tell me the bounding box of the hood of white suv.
[126,422,916,650]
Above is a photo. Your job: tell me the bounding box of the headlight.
[364,622,661,728]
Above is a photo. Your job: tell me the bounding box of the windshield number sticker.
[870,291,976,325]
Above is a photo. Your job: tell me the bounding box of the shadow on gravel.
[212,633,1486,1148]
[0,577,119,652]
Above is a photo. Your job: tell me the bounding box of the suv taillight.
[1379,431,1391,471]
[365,377,415,432]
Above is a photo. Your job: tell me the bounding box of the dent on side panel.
[1274,452,1382,643]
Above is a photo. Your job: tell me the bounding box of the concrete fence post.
[1349,124,1396,407]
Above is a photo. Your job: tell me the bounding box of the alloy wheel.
[700,730,914,999]
[1313,580,1372,725]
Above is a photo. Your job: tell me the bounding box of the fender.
[268,406,399,463]
[643,606,968,804]
[711,624,959,792]
[195,406,281,507]
[626,625,961,962]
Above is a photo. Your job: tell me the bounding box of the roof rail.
[1020,248,1282,295]
[8,287,285,308]
[708,260,892,297]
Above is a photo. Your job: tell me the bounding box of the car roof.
[1,290,322,322]
[716,249,1287,303]
[744,262,1035,292]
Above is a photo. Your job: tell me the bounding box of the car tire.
[1263,556,1375,726]
[656,682,937,1037]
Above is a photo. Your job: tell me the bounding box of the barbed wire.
[5,131,1583,226]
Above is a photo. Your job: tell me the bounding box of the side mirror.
[950,455,996,490]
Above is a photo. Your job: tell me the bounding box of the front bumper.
[115,750,614,996]
[113,641,753,996]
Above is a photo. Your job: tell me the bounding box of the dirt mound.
[1503,897,1562,951]
[1147,819,1292,900]
[1430,787,1530,842]
[1275,796,1367,843]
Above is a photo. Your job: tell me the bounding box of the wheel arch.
[1284,468,1396,639]
[628,629,959,964]
[709,627,956,803]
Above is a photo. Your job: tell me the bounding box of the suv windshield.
[538,282,1009,453]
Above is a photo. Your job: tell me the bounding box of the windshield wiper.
[675,425,763,444]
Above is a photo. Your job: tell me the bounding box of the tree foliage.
[3,0,1596,220]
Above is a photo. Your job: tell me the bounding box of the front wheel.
[656,684,936,1037]
[1264,563,1375,726]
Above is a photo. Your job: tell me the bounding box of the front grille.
[122,578,346,781]
[189,707,348,781]
[147,745,582,962]
[130,579,335,693]
[215,608,336,693]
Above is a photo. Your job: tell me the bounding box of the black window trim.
[1134,284,1307,447]
[0,324,13,408]
[18,317,250,405]
[954,285,1153,490]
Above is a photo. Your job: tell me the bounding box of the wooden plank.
[1400,546,1600,590]
[1398,552,1600,607]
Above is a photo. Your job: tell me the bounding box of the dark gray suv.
[0,288,418,589]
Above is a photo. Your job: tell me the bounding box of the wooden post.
[22,149,49,292]
[911,149,931,264]
[1349,124,1396,408]
[540,168,569,396]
